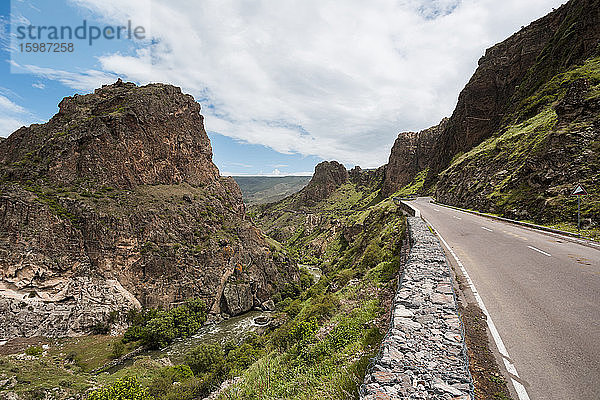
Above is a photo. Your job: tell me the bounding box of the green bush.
[362,327,384,348]
[305,293,339,321]
[283,299,302,317]
[299,269,314,290]
[225,342,262,376]
[111,341,125,359]
[327,322,359,351]
[25,346,43,356]
[143,314,177,349]
[163,377,213,400]
[289,318,318,345]
[123,299,207,349]
[278,282,302,301]
[91,322,110,335]
[360,242,385,270]
[87,376,153,400]
[184,343,226,377]
[148,365,195,398]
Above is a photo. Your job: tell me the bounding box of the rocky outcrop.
[297,161,349,206]
[0,79,219,188]
[426,0,600,185]
[0,80,297,339]
[361,217,473,400]
[555,78,596,124]
[435,73,600,225]
[381,119,447,197]
[0,277,140,338]
[349,165,385,192]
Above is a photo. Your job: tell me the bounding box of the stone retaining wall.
[360,217,473,400]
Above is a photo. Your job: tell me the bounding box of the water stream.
[110,265,322,371]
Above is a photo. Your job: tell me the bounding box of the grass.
[48,335,140,372]
[391,168,428,197]
[216,185,406,400]
[0,335,140,398]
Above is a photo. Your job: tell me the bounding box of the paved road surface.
[408,198,600,400]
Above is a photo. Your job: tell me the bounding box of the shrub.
[111,341,125,359]
[123,299,207,349]
[91,322,110,335]
[360,242,385,270]
[225,342,262,375]
[25,346,43,356]
[87,376,153,400]
[149,365,194,398]
[328,322,359,351]
[283,299,302,318]
[278,282,302,301]
[299,269,314,290]
[362,327,384,348]
[305,293,339,321]
[184,343,225,377]
[143,314,176,349]
[289,318,318,345]
[379,258,401,282]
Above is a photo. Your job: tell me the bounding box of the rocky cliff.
[426,0,600,185]
[0,80,297,339]
[381,119,447,197]
[379,0,599,229]
[297,161,349,206]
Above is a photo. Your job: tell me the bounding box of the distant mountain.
[233,176,311,205]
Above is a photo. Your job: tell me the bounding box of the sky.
[0,0,566,176]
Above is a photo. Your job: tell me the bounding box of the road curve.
[408,197,600,400]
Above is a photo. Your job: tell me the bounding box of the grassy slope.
[233,176,311,206]
[220,184,406,399]
[436,57,600,239]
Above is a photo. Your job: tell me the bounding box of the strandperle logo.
[15,20,146,46]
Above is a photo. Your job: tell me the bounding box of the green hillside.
[233,176,311,205]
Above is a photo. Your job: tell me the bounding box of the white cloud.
[0,93,35,137]
[11,62,118,91]
[29,0,566,167]
[32,82,45,89]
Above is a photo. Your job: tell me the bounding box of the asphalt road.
[408,197,600,400]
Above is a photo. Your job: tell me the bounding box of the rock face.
[435,74,600,225]
[381,119,447,197]
[0,80,297,339]
[426,0,600,184]
[349,165,385,192]
[298,161,349,206]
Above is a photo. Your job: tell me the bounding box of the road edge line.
[426,221,532,400]
[431,200,600,250]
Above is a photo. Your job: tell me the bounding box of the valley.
[1,0,599,399]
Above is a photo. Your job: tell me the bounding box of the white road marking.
[527,245,551,257]
[428,224,532,400]
[453,216,462,220]
[434,208,440,212]
[481,226,493,232]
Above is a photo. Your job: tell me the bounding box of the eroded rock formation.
[297,161,349,206]
[0,80,297,338]
[381,119,447,197]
